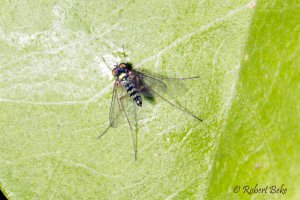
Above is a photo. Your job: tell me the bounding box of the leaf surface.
[2,0,293,199]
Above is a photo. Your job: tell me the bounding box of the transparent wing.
[109,82,127,127]
[133,70,202,122]
[109,83,119,127]
[134,70,167,97]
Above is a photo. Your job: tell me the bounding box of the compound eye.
[112,69,117,76]
[119,63,126,68]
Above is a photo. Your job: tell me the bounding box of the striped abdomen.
[124,81,142,106]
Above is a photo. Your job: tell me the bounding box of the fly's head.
[112,63,128,81]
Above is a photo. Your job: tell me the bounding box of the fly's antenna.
[121,44,129,64]
[122,44,125,54]
[101,56,113,71]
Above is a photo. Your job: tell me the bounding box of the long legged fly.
[99,49,202,160]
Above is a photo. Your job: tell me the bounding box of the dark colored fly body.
[112,63,142,106]
[123,81,142,106]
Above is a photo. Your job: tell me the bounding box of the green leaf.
[2,0,297,199]
[205,0,300,199]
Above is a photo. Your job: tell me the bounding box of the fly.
[99,50,203,160]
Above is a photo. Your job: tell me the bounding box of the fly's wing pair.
[99,69,202,160]
[106,69,202,131]
[108,70,169,130]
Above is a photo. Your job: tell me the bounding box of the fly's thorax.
[118,72,128,83]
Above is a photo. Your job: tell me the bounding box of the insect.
[99,50,202,160]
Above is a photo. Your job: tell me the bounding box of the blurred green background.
[0,0,299,199]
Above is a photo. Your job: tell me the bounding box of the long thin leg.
[160,76,200,81]
[119,95,137,160]
[101,56,113,71]
[146,86,203,122]
[120,93,129,101]
[98,125,111,139]
[139,72,199,84]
